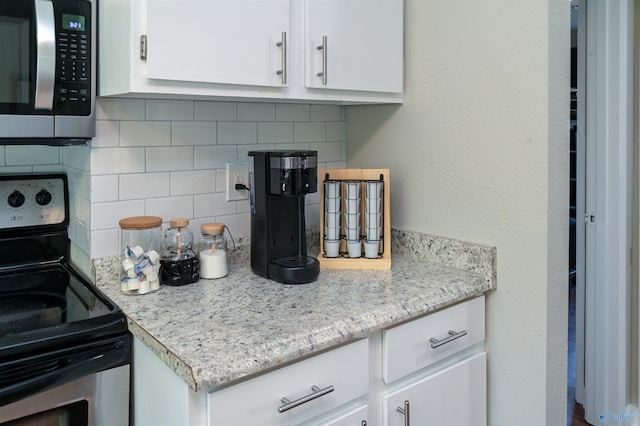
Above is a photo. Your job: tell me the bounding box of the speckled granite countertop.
[93,230,496,393]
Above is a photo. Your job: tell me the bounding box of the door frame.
[576,1,635,423]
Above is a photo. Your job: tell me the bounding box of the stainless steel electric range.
[0,173,130,426]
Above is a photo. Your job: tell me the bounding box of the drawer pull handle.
[278,385,334,413]
[429,329,468,348]
[397,400,410,426]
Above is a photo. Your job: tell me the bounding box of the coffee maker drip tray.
[268,255,320,284]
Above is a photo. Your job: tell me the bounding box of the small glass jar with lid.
[119,216,162,295]
[160,218,200,286]
[198,223,228,279]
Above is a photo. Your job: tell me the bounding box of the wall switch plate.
[226,162,249,201]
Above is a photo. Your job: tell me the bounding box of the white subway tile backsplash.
[61,145,90,171]
[69,217,90,253]
[311,105,341,122]
[194,192,237,218]
[305,203,320,227]
[0,166,34,174]
[92,120,120,148]
[145,196,193,221]
[218,212,250,239]
[237,199,250,214]
[91,175,119,202]
[121,121,171,146]
[310,142,343,163]
[171,170,217,195]
[0,98,348,258]
[119,172,171,200]
[274,143,310,152]
[65,167,90,198]
[33,165,65,173]
[91,200,145,230]
[146,100,194,121]
[195,101,237,121]
[146,147,194,172]
[276,104,310,121]
[238,103,275,122]
[294,122,326,142]
[194,145,238,169]
[91,148,146,175]
[96,98,146,121]
[6,146,61,165]
[90,229,120,259]
[70,193,90,229]
[238,144,270,162]
[258,122,293,143]
[327,122,346,142]
[172,121,217,146]
[216,168,227,193]
[218,122,257,145]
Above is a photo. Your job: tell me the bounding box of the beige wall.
[347,1,569,424]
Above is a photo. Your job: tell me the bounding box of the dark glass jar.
[160,218,200,286]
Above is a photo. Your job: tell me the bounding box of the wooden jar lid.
[169,217,190,228]
[119,216,163,230]
[201,222,224,234]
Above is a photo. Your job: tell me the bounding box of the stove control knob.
[35,189,53,206]
[8,191,25,208]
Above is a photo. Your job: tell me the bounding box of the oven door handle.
[34,0,56,110]
[0,337,129,407]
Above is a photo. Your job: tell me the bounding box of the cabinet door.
[305,0,402,93]
[146,0,289,87]
[383,353,486,426]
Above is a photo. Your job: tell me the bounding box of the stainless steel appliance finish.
[0,0,96,144]
[0,365,130,425]
[0,173,130,425]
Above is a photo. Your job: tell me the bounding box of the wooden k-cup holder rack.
[318,168,391,270]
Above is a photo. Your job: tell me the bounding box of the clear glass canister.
[119,216,163,295]
[198,223,228,279]
[160,218,200,286]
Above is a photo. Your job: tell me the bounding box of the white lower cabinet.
[382,353,487,426]
[132,296,486,426]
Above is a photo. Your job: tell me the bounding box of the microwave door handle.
[34,0,56,110]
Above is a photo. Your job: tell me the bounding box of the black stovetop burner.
[0,173,129,406]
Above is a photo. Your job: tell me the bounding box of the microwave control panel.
[54,0,92,116]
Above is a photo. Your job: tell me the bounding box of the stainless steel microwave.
[0,0,95,145]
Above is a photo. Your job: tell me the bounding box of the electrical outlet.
[226,162,249,201]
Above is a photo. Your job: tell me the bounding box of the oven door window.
[0,3,42,115]
[0,399,88,426]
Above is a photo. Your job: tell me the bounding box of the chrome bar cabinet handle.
[317,35,327,85]
[278,384,334,413]
[397,400,410,426]
[429,329,468,349]
[276,31,287,84]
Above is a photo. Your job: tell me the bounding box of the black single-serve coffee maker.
[248,150,320,284]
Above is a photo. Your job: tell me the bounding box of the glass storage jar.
[160,218,200,286]
[198,223,228,279]
[119,216,162,295]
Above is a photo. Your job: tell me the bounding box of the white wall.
[347,1,568,425]
[69,98,346,269]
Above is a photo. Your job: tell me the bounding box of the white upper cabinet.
[305,0,403,93]
[98,0,403,104]
[146,0,289,88]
